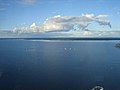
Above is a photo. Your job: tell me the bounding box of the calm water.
[0,40,120,90]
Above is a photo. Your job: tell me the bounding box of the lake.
[0,39,120,90]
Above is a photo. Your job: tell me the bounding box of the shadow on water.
[0,72,3,79]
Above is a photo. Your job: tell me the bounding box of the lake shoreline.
[1,37,120,40]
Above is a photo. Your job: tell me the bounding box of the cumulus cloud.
[12,23,44,34]
[12,14,111,34]
[43,14,111,31]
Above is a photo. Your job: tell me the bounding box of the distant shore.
[1,37,120,40]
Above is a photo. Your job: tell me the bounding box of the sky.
[0,0,120,31]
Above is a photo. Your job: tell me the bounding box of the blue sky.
[0,0,120,30]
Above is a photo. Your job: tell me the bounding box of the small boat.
[91,86,104,90]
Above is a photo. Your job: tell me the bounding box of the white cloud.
[43,14,111,31]
[12,14,111,34]
[12,22,44,34]
[17,0,37,5]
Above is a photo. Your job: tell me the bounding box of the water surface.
[0,39,120,90]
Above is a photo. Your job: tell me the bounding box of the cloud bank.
[43,14,111,31]
[12,14,111,34]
